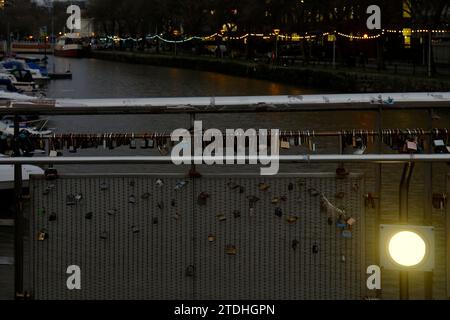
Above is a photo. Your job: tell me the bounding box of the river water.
[39,55,449,175]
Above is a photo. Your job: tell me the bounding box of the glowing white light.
[388,231,426,267]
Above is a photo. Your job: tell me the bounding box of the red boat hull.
[54,49,84,58]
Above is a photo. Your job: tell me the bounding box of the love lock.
[173,213,181,221]
[152,217,159,225]
[155,179,164,187]
[100,182,109,191]
[233,210,241,218]
[66,194,76,206]
[274,207,283,218]
[141,193,150,200]
[292,240,300,250]
[37,229,48,241]
[288,183,294,191]
[128,195,136,204]
[174,181,188,191]
[208,234,216,243]
[48,213,57,222]
[258,183,271,192]
[286,216,299,224]
[131,226,140,234]
[312,243,319,255]
[100,231,109,240]
[225,245,237,256]
[37,208,46,215]
[85,212,93,220]
[171,199,177,207]
[107,209,117,216]
[157,201,164,210]
[197,192,210,206]
[308,188,320,197]
[217,213,226,222]
[247,196,260,208]
[75,193,83,202]
[185,265,195,277]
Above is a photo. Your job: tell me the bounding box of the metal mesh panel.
[30,175,194,300]
[29,173,364,300]
[194,174,365,300]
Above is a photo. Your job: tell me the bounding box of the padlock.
[75,193,83,202]
[225,245,237,256]
[131,226,140,234]
[185,265,195,277]
[155,179,164,187]
[100,182,109,191]
[85,212,93,220]
[217,213,226,222]
[280,139,290,150]
[312,244,319,254]
[128,195,136,204]
[286,216,298,224]
[107,209,117,216]
[288,183,294,192]
[346,217,356,226]
[271,197,280,204]
[258,183,271,192]
[233,210,241,218]
[38,208,46,215]
[327,217,334,226]
[141,193,150,200]
[208,234,216,243]
[197,192,210,206]
[152,217,159,225]
[171,199,177,207]
[274,207,283,218]
[148,138,155,149]
[140,138,149,149]
[292,240,300,250]
[129,137,137,149]
[308,188,320,197]
[37,230,48,241]
[342,230,352,238]
[48,213,57,222]
[44,168,58,181]
[100,232,108,240]
[66,194,76,206]
[174,180,188,190]
[157,201,164,210]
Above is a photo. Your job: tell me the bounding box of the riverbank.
[91,51,450,93]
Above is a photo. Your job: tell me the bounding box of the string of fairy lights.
[102,28,450,44]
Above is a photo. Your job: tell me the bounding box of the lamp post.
[273,28,280,62]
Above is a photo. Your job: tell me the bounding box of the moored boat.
[54,34,90,58]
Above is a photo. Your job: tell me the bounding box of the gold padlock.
[225,245,237,256]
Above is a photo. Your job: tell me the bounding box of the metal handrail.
[1,154,450,165]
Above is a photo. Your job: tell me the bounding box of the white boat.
[55,34,89,58]
[0,72,38,93]
[0,154,44,190]
[0,118,52,136]
[1,59,50,83]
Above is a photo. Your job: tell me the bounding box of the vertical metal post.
[424,109,434,299]
[13,115,24,299]
[190,112,197,300]
[375,106,383,299]
[428,31,432,78]
[332,39,336,69]
[399,161,414,300]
